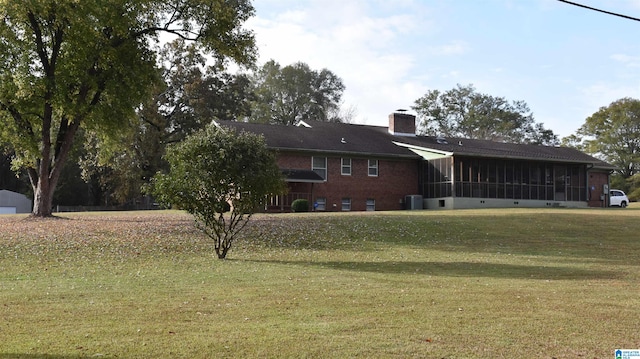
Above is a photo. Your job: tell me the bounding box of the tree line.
[562,98,640,200]
[1,1,639,216]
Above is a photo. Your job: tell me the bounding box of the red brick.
[277,152,418,211]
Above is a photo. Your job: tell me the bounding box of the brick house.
[218,113,613,211]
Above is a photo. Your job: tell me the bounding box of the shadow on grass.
[244,212,640,263]
[21,215,72,222]
[247,259,621,280]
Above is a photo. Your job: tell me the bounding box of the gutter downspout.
[586,164,594,203]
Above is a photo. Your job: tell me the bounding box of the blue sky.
[245,0,640,138]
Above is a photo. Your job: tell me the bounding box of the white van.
[609,189,629,208]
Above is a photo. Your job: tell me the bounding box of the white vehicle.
[609,189,629,208]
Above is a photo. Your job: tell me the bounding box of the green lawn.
[1,206,639,358]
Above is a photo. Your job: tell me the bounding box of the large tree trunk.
[29,158,59,217]
[30,155,72,217]
[32,176,54,217]
[29,117,81,217]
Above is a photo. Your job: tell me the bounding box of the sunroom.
[395,140,611,210]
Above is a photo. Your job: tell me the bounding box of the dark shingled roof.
[281,169,325,183]
[218,120,417,158]
[217,120,614,169]
[395,135,615,168]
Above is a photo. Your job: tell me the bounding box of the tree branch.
[27,11,50,75]
[27,167,38,190]
[133,26,203,42]
[0,102,35,139]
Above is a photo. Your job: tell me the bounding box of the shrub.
[291,199,309,212]
[628,188,640,202]
[151,124,286,259]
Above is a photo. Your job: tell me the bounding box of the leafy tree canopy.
[149,39,255,145]
[0,0,256,216]
[575,97,640,178]
[412,84,557,145]
[78,39,255,206]
[248,60,346,125]
[151,124,286,259]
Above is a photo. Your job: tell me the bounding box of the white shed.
[0,190,32,214]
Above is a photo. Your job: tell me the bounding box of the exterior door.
[554,165,566,201]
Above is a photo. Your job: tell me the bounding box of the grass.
[1,206,640,358]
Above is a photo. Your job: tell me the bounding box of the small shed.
[0,190,32,214]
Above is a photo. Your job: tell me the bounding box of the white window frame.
[341,198,351,211]
[341,158,352,175]
[315,197,326,211]
[312,156,327,180]
[368,159,379,177]
[366,199,375,211]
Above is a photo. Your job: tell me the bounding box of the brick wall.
[388,113,416,135]
[276,151,607,210]
[587,170,609,208]
[277,151,419,211]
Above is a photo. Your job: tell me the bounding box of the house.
[0,189,32,214]
[218,112,614,211]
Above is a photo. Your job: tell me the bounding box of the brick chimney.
[388,112,416,136]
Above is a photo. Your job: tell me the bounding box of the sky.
[244,0,640,138]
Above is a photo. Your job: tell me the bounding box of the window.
[341,198,351,211]
[312,157,327,180]
[341,158,351,175]
[368,159,378,177]
[315,197,326,211]
[366,199,375,211]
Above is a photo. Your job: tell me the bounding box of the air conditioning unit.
[405,195,423,210]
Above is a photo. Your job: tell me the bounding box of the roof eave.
[284,178,325,183]
[270,146,419,160]
[451,151,610,165]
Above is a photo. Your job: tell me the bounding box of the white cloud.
[580,82,640,106]
[626,0,640,10]
[246,0,433,126]
[610,53,640,67]
[243,0,640,138]
[428,40,469,56]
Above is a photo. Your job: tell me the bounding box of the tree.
[249,60,345,125]
[79,39,255,206]
[574,97,640,179]
[0,1,256,217]
[626,173,640,201]
[412,84,558,145]
[146,39,255,145]
[151,124,286,259]
[0,149,30,195]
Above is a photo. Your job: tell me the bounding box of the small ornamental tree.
[152,124,286,259]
